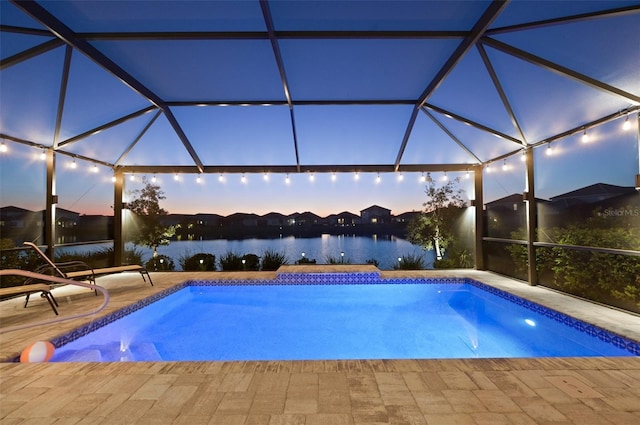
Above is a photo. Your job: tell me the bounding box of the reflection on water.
[58,234,434,270]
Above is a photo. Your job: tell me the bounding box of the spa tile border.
[14,272,637,362]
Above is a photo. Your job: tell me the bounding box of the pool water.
[49,280,637,362]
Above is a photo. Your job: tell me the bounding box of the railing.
[0,270,110,335]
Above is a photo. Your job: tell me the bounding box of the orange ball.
[20,341,55,363]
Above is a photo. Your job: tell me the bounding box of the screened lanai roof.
[1,0,639,176]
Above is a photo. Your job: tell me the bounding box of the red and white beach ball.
[20,341,55,363]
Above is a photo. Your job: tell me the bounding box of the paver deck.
[1,269,639,424]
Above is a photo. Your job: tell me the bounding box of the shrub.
[145,254,175,271]
[261,249,287,271]
[325,255,351,265]
[296,256,316,265]
[393,253,424,270]
[365,258,379,267]
[242,253,260,271]
[180,252,216,271]
[219,251,244,271]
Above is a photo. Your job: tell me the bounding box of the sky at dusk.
[1,1,639,219]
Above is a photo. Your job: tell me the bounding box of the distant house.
[326,211,360,227]
[393,211,420,224]
[259,212,287,227]
[225,212,259,227]
[360,205,391,224]
[549,183,637,209]
[288,211,323,226]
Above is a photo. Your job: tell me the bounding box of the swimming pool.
[46,274,639,362]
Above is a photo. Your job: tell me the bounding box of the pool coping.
[14,272,638,362]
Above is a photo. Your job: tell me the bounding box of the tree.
[406,175,466,261]
[127,177,177,257]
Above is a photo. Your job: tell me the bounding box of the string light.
[218,174,224,182]
[354,172,360,181]
[420,172,426,182]
[331,172,337,181]
[111,175,117,183]
[241,174,246,183]
[486,164,492,173]
[285,174,290,184]
[129,174,136,181]
[397,173,404,181]
[465,169,471,179]
[174,173,179,181]
[546,142,553,156]
[623,115,631,131]
[39,150,46,161]
[92,164,99,173]
[196,174,202,183]
[520,150,527,162]
[309,172,315,182]
[581,129,589,143]
[263,172,269,181]
[151,175,157,183]
[442,172,448,181]
[0,142,7,153]
[502,159,508,171]
[376,173,381,183]
[70,159,77,169]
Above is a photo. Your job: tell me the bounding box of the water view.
[60,235,433,271]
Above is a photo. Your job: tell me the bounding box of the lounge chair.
[0,282,59,315]
[22,242,152,306]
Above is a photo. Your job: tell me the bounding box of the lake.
[60,235,433,271]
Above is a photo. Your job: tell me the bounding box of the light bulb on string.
[376,173,381,183]
[309,173,315,182]
[285,174,290,184]
[70,158,77,169]
[397,173,404,182]
[196,175,202,183]
[331,172,337,182]
[442,172,448,181]
[546,143,553,155]
[581,130,589,143]
[151,175,157,183]
[241,174,246,184]
[40,150,46,161]
[502,159,508,171]
[623,115,631,131]
[263,172,269,181]
[0,142,7,153]
[520,150,527,162]
[354,172,360,181]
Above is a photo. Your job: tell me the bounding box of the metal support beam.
[524,147,537,285]
[11,0,205,172]
[482,37,640,105]
[394,0,509,169]
[260,0,301,172]
[474,168,485,270]
[113,170,125,265]
[44,149,56,260]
